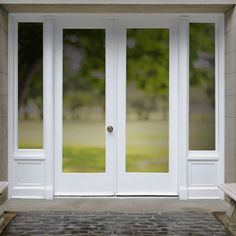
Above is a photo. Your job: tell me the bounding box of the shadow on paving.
[1,211,231,236]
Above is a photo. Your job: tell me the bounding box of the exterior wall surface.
[0,6,8,202]
[0,3,234,199]
[1,4,233,13]
[0,7,8,182]
[225,6,236,182]
[1,0,236,4]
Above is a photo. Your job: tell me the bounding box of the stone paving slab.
[1,211,231,235]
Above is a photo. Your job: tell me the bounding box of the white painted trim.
[217,15,225,200]
[11,196,45,199]
[187,186,222,199]
[13,151,45,159]
[188,151,219,160]
[113,19,119,195]
[8,14,16,199]
[53,21,62,197]
[9,13,224,19]
[187,15,225,200]
[11,186,45,199]
[43,17,55,200]
[8,14,49,199]
[187,16,222,157]
[11,14,45,156]
[115,192,178,196]
[54,192,115,196]
[178,17,189,200]
[115,21,126,196]
[178,15,224,200]
[8,13,225,199]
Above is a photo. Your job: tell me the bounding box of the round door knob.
[107,126,113,133]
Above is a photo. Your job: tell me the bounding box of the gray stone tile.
[1,211,230,236]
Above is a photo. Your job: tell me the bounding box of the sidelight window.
[18,23,43,149]
[189,23,216,151]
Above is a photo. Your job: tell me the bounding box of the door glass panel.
[18,23,43,149]
[63,29,105,173]
[126,29,169,173]
[189,23,215,150]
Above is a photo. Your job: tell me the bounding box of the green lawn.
[63,146,105,172]
[18,117,214,173]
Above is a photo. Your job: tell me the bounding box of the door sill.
[54,193,115,198]
[54,194,178,198]
[115,192,178,196]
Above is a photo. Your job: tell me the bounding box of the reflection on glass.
[63,29,105,173]
[126,29,169,173]
[18,23,43,149]
[189,23,215,150]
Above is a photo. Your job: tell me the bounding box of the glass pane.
[18,23,43,149]
[63,29,105,173]
[189,23,215,150]
[126,29,169,173]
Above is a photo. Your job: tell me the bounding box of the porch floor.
[0,198,228,212]
[0,199,230,235]
[1,211,229,235]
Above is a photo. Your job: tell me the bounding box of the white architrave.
[8,13,224,199]
[184,15,225,199]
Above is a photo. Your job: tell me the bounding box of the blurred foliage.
[18,23,215,121]
[18,23,43,119]
[127,29,169,120]
[63,29,105,120]
[127,29,169,95]
[189,23,215,150]
[190,23,215,107]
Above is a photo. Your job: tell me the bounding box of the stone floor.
[0,199,231,235]
[0,212,230,236]
[1,211,231,235]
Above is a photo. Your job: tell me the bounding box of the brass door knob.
[107,126,113,133]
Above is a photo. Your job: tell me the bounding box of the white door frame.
[178,15,225,199]
[8,13,224,199]
[54,16,180,196]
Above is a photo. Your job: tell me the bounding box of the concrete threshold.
[0,198,229,213]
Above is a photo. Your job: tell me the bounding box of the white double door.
[54,16,179,196]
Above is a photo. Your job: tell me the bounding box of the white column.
[178,17,189,200]
[44,16,54,199]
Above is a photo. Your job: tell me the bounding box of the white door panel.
[54,19,116,195]
[54,17,178,196]
[116,20,178,195]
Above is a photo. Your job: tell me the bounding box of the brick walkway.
[2,211,230,235]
